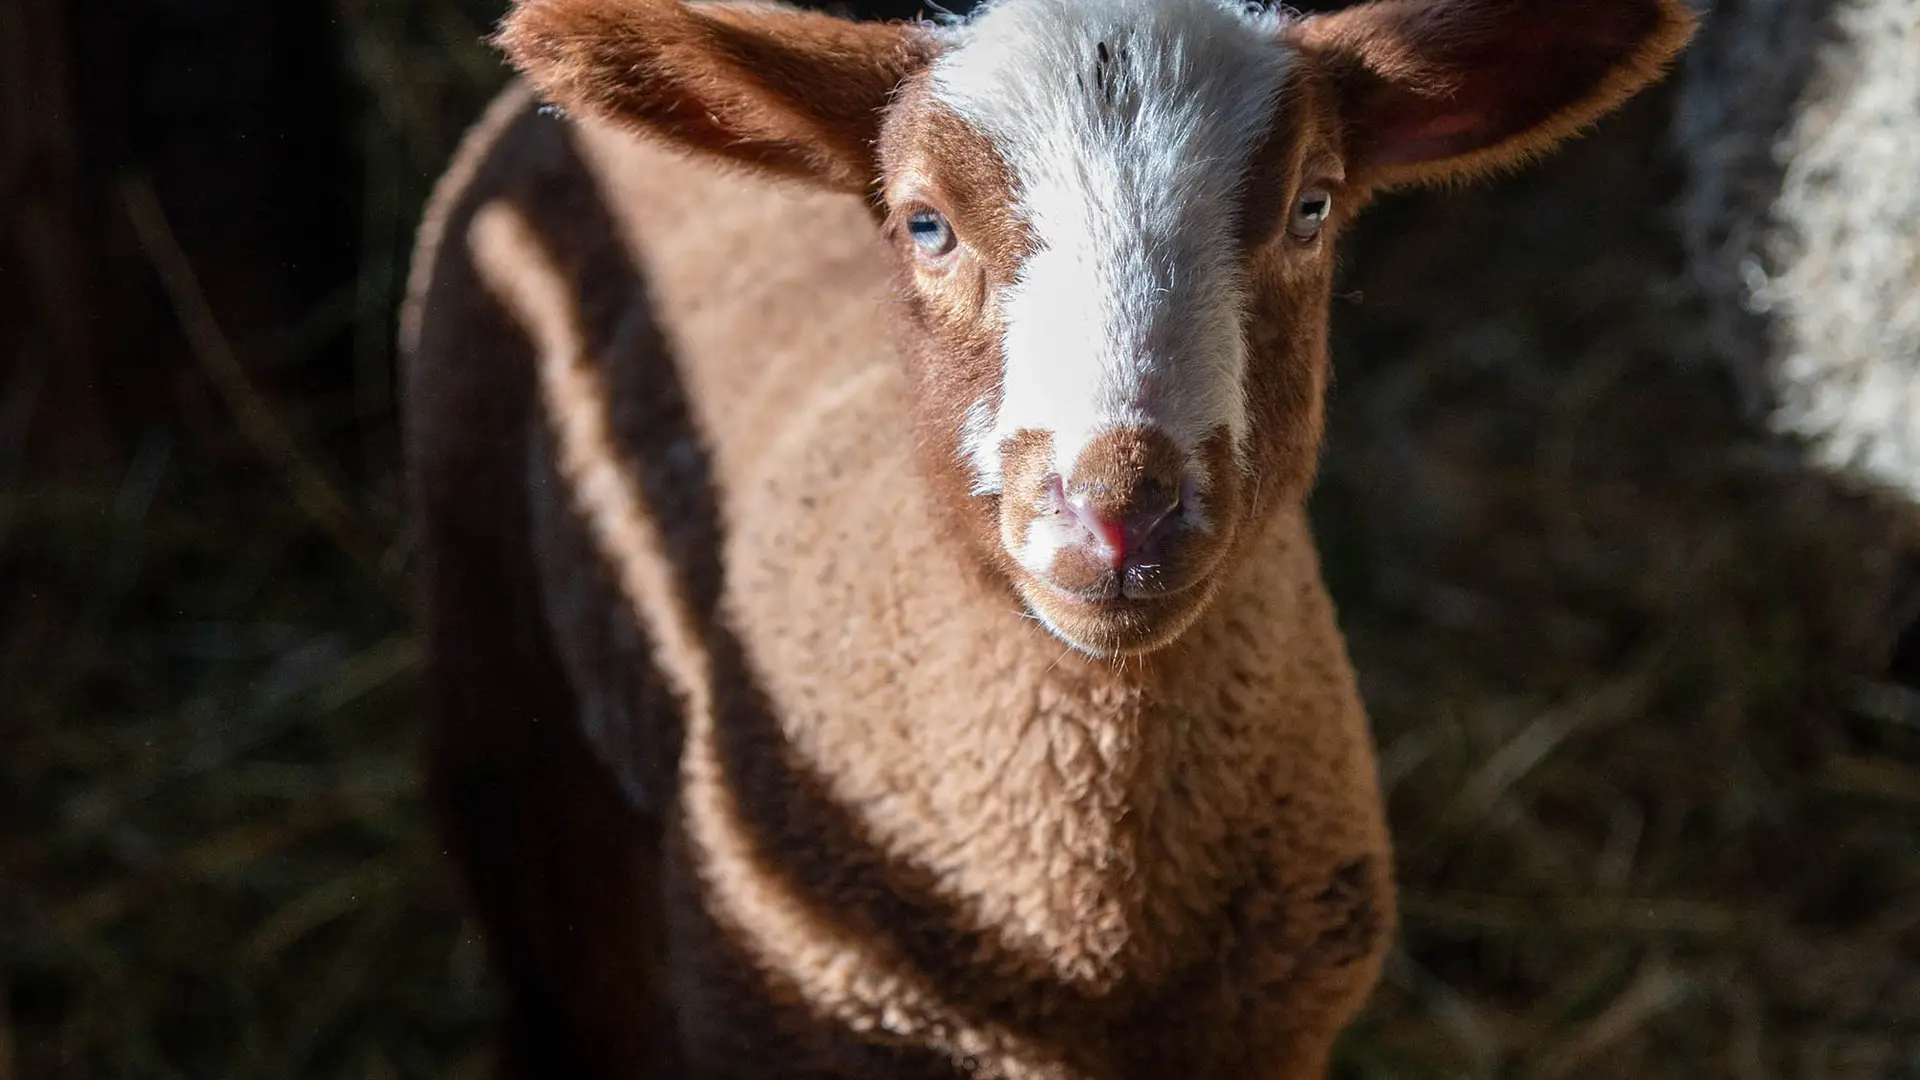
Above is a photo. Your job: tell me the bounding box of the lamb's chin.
[1015,575,1221,659]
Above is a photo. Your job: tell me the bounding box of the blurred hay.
[3,2,507,1077]
[1319,85,1920,1079]
[4,1,1919,1078]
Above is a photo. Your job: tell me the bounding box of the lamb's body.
[405,0,1693,1074]
[407,82,1389,1079]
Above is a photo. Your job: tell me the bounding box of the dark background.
[4,0,1917,1076]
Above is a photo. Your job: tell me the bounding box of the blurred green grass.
[3,3,1918,1078]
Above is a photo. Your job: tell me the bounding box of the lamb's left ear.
[496,0,935,193]
[1288,0,1697,191]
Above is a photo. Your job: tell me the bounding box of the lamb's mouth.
[1014,573,1216,658]
[1027,567,1195,606]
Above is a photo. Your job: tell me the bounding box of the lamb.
[398,0,1696,1075]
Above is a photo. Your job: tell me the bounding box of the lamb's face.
[877,0,1344,657]
[502,0,1695,659]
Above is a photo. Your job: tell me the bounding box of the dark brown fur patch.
[1308,857,1389,969]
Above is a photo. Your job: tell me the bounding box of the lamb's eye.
[907,210,956,257]
[1289,189,1332,241]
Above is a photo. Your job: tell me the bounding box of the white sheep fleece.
[931,0,1294,495]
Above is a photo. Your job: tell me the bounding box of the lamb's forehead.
[927,0,1295,181]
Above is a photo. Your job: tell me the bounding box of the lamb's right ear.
[1288,0,1696,192]
[496,0,935,193]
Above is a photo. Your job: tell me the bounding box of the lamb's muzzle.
[1056,457,1188,582]
[1000,423,1232,649]
[1062,426,1192,572]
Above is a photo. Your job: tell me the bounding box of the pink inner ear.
[1344,5,1667,172]
[1359,80,1513,168]
[1397,110,1482,149]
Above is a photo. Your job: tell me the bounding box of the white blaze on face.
[932,0,1293,496]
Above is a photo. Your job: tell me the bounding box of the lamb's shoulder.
[565,114,901,480]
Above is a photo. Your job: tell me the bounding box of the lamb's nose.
[1058,425,1193,572]
[1065,489,1180,570]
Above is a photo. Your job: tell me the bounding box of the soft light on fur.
[402,0,1695,1075]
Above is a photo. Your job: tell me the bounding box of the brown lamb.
[399,0,1696,1075]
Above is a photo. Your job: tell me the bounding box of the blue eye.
[1290,189,1333,240]
[906,210,956,257]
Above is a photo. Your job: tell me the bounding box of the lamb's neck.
[763,507,1337,987]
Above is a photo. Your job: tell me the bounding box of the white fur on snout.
[935,0,1293,494]
[1010,512,1083,582]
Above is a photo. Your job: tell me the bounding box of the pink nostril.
[1065,495,1130,569]
[1065,492,1180,570]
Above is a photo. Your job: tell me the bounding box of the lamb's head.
[875,0,1338,657]
[499,0,1695,657]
